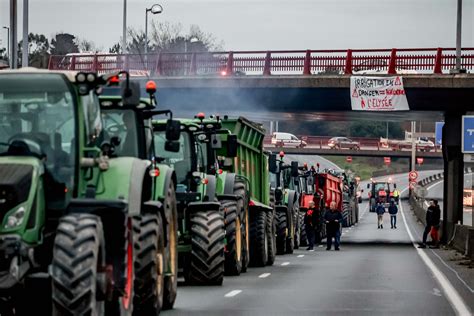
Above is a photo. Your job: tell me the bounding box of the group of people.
[304,201,343,251]
[375,199,399,229]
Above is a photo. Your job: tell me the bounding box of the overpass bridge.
[49,47,474,242]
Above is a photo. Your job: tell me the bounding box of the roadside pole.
[410,121,416,197]
[22,0,28,67]
[9,0,17,69]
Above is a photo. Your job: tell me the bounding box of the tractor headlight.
[5,206,26,229]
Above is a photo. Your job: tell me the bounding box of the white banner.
[350,76,409,111]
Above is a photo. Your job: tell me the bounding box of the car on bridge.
[328,137,360,150]
[271,132,307,148]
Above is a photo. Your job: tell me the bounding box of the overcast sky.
[0,0,473,51]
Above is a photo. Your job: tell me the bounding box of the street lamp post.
[3,27,9,63]
[122,0,127,53]
[144,4,163,55]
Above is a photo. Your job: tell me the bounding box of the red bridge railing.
[48,48,474,76]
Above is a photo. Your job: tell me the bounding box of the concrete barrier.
[450,225,474,259]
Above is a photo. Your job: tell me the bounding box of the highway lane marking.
[401,197,474,295]
[224,290,242,297]
[399,199,471,316]
[258,273,271,278]
[281,262,290,266]
[297,254,305,258]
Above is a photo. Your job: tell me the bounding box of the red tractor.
[367,180,397,212]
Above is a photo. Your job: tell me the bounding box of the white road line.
[224,290,242,297]
[258,273,271,279]
[297,254,305,258]
[399,201,471,315]
[281,262,290,266]
[344,230,349,233]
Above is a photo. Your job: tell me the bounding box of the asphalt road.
[163,199,472,315]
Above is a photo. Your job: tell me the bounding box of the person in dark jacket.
[419,199,441,248]
[376,202,385,229]
[304,201,318,250]
[388,199,398,229]
[324,201,343,250]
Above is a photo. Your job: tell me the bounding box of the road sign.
[416,157,424,165]
[462,115,474,153]
[409,171,418,180]
[409,182,416,190]
[384,157,391,165]
[346,156,352,163]
[435,122,444,146]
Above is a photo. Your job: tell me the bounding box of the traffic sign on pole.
[384,157,391,165]
[409,170,418,181]
[409,182,416,190]
[416,157,424,165]
[346,156,352,163]
[462,115,474,153]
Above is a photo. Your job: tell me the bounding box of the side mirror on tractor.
[291,161,299,177]
[165,141,180,153]
[121,81,141,106]
[367,183,370,189]
[166,119,181,141]
[269,153,277,173]
[393,183,397,188]
[226,134,238,158]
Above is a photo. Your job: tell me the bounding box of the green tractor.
[152,116,229,285]
[268,152,300,255]
[0,69,160,315]
[99,86,180,313]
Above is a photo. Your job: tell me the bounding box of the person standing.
[324,201,343,251]
[419,200,441,248]
[376,202,385,229]
[304,201,317,251]
[388,199,398,229]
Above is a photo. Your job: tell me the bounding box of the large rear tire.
[185,211,225,285]
[132,213,165,316]
[222,200,242,276]
[266,210,276,266]
[163,183,178,310]
[298,211,308,247]
[248,210,268,267]
[275,209,287,255]
[51,214,105,316]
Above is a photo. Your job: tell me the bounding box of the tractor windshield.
[374,183,389,192]
[154,131,192,185]
[102,109,139,157]
[0,73,76,187]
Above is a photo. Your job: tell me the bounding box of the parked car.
[271,132,307,148]
[328,137,360,150]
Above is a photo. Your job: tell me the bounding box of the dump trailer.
[268,152,299,254]
[0,69,152,315]
[153,119,226,285]
[99,91,180,312]
[218,117,275,267]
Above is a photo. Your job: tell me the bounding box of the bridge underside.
[125,75,474,121]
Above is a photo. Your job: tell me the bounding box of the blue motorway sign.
[435,122,444,146]
[462,116,474,153]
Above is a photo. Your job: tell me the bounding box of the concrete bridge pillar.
[442,111,465,242]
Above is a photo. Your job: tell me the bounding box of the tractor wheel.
[266,210,276,266]
[51,214,105,316]
[370,198,376,212]
[163,183,178,310]
[286,199,297,254]
[249,210,268,267]
[298,212,307,247]
[185,211,225,285]
[276,209,287,255]
[132,213,165,315]
[233,180,249,273]
[293,205,300,249]
[221,200,242,276]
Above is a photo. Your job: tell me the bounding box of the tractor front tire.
[276,210,287,255]
[163,182,178,310]
[51,214,105,316]
[298,211,308,247]
[222,200,243,276]
[234,180,249,273]
[266,211,276,266]
[185,211,225,285]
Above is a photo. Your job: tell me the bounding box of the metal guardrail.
[48,47,474,76]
